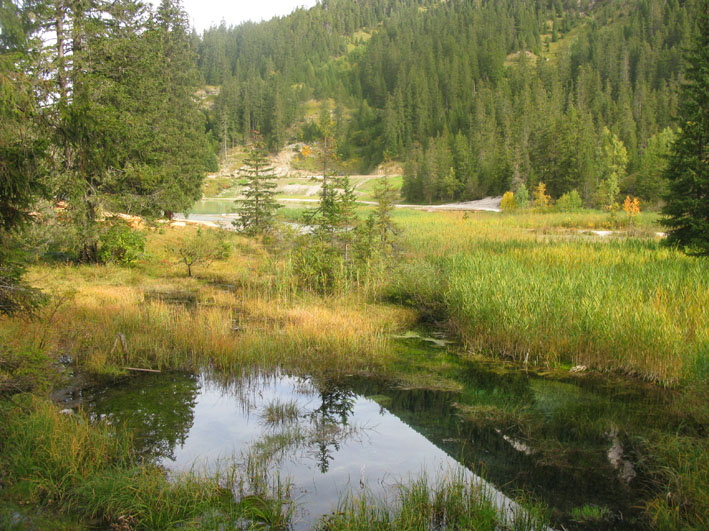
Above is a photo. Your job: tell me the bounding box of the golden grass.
[6,227,416,379]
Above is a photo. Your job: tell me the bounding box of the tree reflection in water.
[85,372,200,461]
[309,387,356,473]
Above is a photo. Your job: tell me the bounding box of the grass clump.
[319,474,547,530]
[0,395,246,529]
[0,342,63,395]
[569,504,613,524]
[644,434,709,530]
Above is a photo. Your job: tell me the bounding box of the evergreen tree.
[145,0,215,217]
[371,176,399,253]
[636,127,675,203]
[234,139,281,235]
[16,0,214,260]
[335,176,358,261]
[193,0,698,196]
[662,2,709,255]
[0,0,47,315]
[0,5,46,231]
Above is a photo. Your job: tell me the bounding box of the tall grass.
[389,211,708,384]
[2,227,415,380]
[644,434,709,529]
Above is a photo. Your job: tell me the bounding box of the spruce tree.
[234,139,281,235]
[0,0,47,315]
[145,0,215,218]
[16,0,213,260]
[371,176,399,253]
[0,4,46,231]
[662,2,709,255]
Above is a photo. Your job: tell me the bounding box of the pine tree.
[662,2,709,255]
[234,139,281,235]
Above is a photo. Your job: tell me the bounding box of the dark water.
[70,338,679,529]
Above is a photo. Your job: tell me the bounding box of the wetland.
[1,210,707,529]
[56,335,694,530]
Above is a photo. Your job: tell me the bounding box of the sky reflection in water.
[85,371,520,528]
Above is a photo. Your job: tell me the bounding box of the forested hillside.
[199,0,700,205]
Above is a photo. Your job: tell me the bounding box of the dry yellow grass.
[4,226,415,379]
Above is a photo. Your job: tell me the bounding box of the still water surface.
[83,371,526,528]
[74,339,673,529]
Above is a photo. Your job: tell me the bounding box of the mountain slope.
[198,0,700,204]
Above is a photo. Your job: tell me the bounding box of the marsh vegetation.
[1,208,707,529]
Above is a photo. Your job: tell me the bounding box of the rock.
[607,427,637,484]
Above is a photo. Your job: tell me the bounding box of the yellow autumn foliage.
[533,182,550,208]
[500,191,516,211]
[623,195,641,218]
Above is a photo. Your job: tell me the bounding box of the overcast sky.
[162,0,320,33]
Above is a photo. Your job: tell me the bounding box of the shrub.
[0,344,59,395]
[555,190,583,212]
[595,174,620,211]
[533,182,550,208]
[500,191,517,211]
[515,183,530,208]
[98,221,146,265]
[170,228,231,277]
[623,196,641,223]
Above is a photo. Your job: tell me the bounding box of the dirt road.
[276,196,502,212]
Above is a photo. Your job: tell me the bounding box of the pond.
[63,337,678,529]
[187,198,240,215]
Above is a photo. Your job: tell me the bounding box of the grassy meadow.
[1,208,707,529]
[391,210,707,385]
[2,227,414,379]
